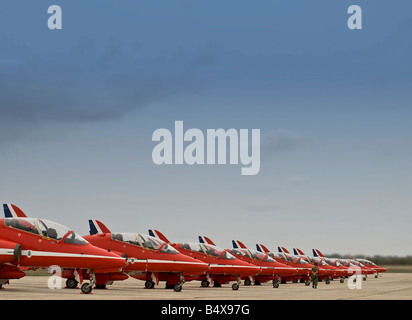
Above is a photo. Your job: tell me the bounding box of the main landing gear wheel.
[173,284,183,292]
[81,283,93,294]
[232,283,239,290]
[305,280,311,286]
[325,278,331,285]
[145,280,155,289]
[340,278,345,284]
[273,280,280,288]
[244,279,251,286]
[66,278,78,289]
[201,280,210,288]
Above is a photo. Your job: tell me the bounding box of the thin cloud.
[261,129,308,159]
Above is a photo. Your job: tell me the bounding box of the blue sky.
[0,1,411,256]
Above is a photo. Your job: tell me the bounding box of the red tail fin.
[256,244,270,253]
[89,219,111,235]
[312,249,325,257]
[3,204,27,218]
[293,248,305,255]
[280,246,290,254]
[149,229,171,244]
[199,236,216,245]
[232,240,247,249]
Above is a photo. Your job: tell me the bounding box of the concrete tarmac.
[1,273,411,300]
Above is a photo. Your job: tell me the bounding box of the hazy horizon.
[0,1,411,256]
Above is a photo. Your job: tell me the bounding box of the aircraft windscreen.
[63,231,88,245]
[278,253,293,262]
[229,248,249,257]
[4,218,39,235]
[160,243,178,254]
[138,234,164,251]
[180,243,231,258]
[37,219,71,240]
[249,250,275,262]
[181,243,204,253]
[221,251,236,260]
[112,233,138,245]
[203,244,224,257]
[4,218,75,241]
[111,232,175,253]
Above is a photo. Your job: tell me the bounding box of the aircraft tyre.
[66,278,78,289]
[145,280,155,289]
[340,278,345,283]
[232,283,239,290]
[173,284,183,292]
[305,280,311,286]
[325,278,330,285]
[201,280,210,288]
[273,280,280,288]
[81,283,93,294]
[244,279,251,286]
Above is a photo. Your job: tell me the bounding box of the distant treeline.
[327,254,412,266]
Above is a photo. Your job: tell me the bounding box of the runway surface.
[0,273,411,300]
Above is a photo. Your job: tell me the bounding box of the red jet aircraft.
[1,203,127,294]
[311,248,377,281]
[229,240,298,288]
[149,230,261,290]
[291,248,348,283]
[355,258,387,278]
[84,220,209,292]
[256,244,313,285]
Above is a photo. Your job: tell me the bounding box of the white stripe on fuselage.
[0,248,14,256]
[19,250,122,260]
[126,258,206,265]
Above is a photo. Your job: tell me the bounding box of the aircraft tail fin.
[278,246,290,254]
[293,248,305,256]
[232,240,247,249]
[148,229,171,244]
[198,236,216,246]
[3,204,27,218]
[256,244,270,253]
[312,249,325,257]
[88,219,111,235]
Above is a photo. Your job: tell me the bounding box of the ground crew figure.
[311,262,319,289]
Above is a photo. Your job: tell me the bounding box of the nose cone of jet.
[86,245,127,270]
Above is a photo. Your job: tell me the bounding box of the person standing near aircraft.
[311,262,319,289]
